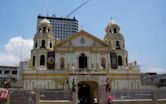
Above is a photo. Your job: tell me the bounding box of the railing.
[111,90,153,100]
[40,90,72,100]
[10,90,36,104]
[111,90,166,100]
[23,68,140,75]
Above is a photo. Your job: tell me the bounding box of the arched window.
[114,28,117,33]
[39,28,41,32]
[40,55,45,65]
[101,57,106,69]
[109,30,112,33]
[43,27,46,33]
[35,42,37,48]
[50,42,52,48]
[32,56,35,66]
[60,57,65,69]
[79,53,87,68]
[118,55,123,66]
[116,41,120,49]
[41,40,45,48]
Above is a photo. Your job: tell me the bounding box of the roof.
[38,16,78,21]
[0,65,19,68]
[55,29,109,47]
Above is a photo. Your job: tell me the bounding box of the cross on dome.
[109,17,117,25]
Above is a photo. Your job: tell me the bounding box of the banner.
[0,89,9,100]
[47,52,55,69]
[110,52,118,69]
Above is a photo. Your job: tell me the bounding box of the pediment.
[55,30,109,48]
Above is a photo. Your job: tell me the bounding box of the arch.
[79,53,87,69]
[109,30,112,33]
[35,41,38,48]
[114,28,117,33]
[116,41,120,49]
[32,56,35,66]
[60,57,65,69]
[40,55,45,65]
[101,57,106,69]
[118,55,123,66]
[49,42,52,48]
[38,28,42,32]
[41,40,45,48]
[43,27,46,33]
[78,81,98,104]
[48,28,50,32]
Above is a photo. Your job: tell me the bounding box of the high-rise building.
[37,15,78,40]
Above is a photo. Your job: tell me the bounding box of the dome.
[105,18,120,33]
[108,19,117,25]
[40,18,50,24]
[107,18,119,27]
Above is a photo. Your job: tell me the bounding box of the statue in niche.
[72,78,76,91]
[106,78,111,92]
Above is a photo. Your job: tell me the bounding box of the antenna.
[66,0,91,17]
[42,0,49,16]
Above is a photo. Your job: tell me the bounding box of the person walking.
[94,97,98,104]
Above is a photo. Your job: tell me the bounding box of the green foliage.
[0,79,6,88]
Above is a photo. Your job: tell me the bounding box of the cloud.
[0,37,33,66]
[145,67,166,74]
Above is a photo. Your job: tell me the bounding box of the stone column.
[98,84,106,104]
[98,76,107,104]
[72,92,77,104]
[35,90,40,104]
[152,92,158,104]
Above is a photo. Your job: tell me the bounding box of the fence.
[40,90,72,100]
[111,90,166,100]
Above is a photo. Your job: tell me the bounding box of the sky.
[0,0,166,73]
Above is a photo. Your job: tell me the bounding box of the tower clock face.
[47,56,55,64]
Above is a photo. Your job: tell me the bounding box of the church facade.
[22,18,141,104]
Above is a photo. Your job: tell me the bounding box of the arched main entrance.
[78,81,98,104]
[79,53,87,68]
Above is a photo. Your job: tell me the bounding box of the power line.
[66,0,91,17]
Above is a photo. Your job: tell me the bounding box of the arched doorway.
[78,84,91,104]
[79,53,87,68]
[78,81,98,104]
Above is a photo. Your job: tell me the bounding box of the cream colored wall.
[54,51,110,70]
[111,79,141,91]
[71,36,93,47]
[24,79,68,90]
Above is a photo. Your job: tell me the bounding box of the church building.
[22,18,141,104]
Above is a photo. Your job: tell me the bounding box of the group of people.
[78,96,90,104]
[78,97,98,104]
[78,96,113,104]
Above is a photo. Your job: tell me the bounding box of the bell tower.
[104,18,128,69]
[30,18,56,69]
